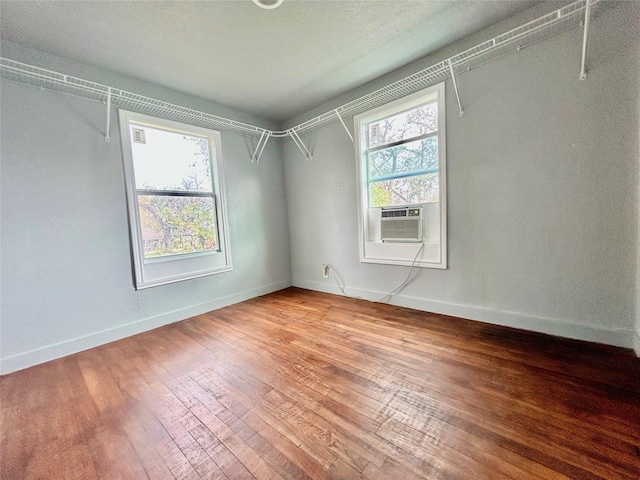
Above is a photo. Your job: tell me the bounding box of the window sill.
[361,241,445,269]
[135,265,233,290]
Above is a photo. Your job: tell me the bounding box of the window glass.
[366,109,439,209]
[131,126,212,192]
[368,136,438,180]
[368,101,437,148]
[138,195,217,258]
[369,173,439,207]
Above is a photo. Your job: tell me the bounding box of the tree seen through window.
[131,126,218,258]
[367,101,439,207]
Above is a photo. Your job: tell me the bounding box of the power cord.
[328,264,348,297]
[372,242,424,303]
[326,241,425,304]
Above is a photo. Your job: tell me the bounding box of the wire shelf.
[0,58,269,137]
[0,0,596,141]
[293,0,595,136]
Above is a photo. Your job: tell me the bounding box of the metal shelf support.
[334,109,355,144]
[580,0,592,81]
[105,87,112,142]
[251,130,271,163]
[289,129,313,161]
[448,61,464,117]
[251,130,271,164]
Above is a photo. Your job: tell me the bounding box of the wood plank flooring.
[1,287,639,479]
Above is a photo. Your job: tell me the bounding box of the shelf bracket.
[289,129,313,161]
[251,130,271,164]
[579,0,592,81]
[448,61,464,117]
[334,109,354,144]
[105,87,112,142]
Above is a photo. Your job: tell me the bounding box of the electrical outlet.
[322,264,329,278]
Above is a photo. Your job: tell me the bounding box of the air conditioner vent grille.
[380,207,423,242]
[382,210,407,218]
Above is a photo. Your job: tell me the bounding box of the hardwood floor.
[2,287,639,479]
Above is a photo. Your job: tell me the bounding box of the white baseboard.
[0,280,291,375]
[633,330,640,357]
[295,279,636,350]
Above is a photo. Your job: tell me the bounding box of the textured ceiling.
[0,0,540,122]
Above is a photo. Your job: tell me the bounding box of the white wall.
[636,29,640,355]
[284,2,640,349]
[0,43,292,374]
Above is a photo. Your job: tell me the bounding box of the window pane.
[369,173,439,207]
[130,125,212,192]
[138,195,218,258]
[369,136,438,180]
[368,101,437,148]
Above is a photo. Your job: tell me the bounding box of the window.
[355,83,447,268]
[119,110,231,289]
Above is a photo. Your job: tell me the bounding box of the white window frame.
[354,83,447,269]
[118,110,232,289]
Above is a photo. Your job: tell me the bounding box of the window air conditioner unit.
[380,207,423,242]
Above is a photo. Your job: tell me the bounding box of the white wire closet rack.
[0,0,598,160]
[291,0,597,136]
[0,58,268,138]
